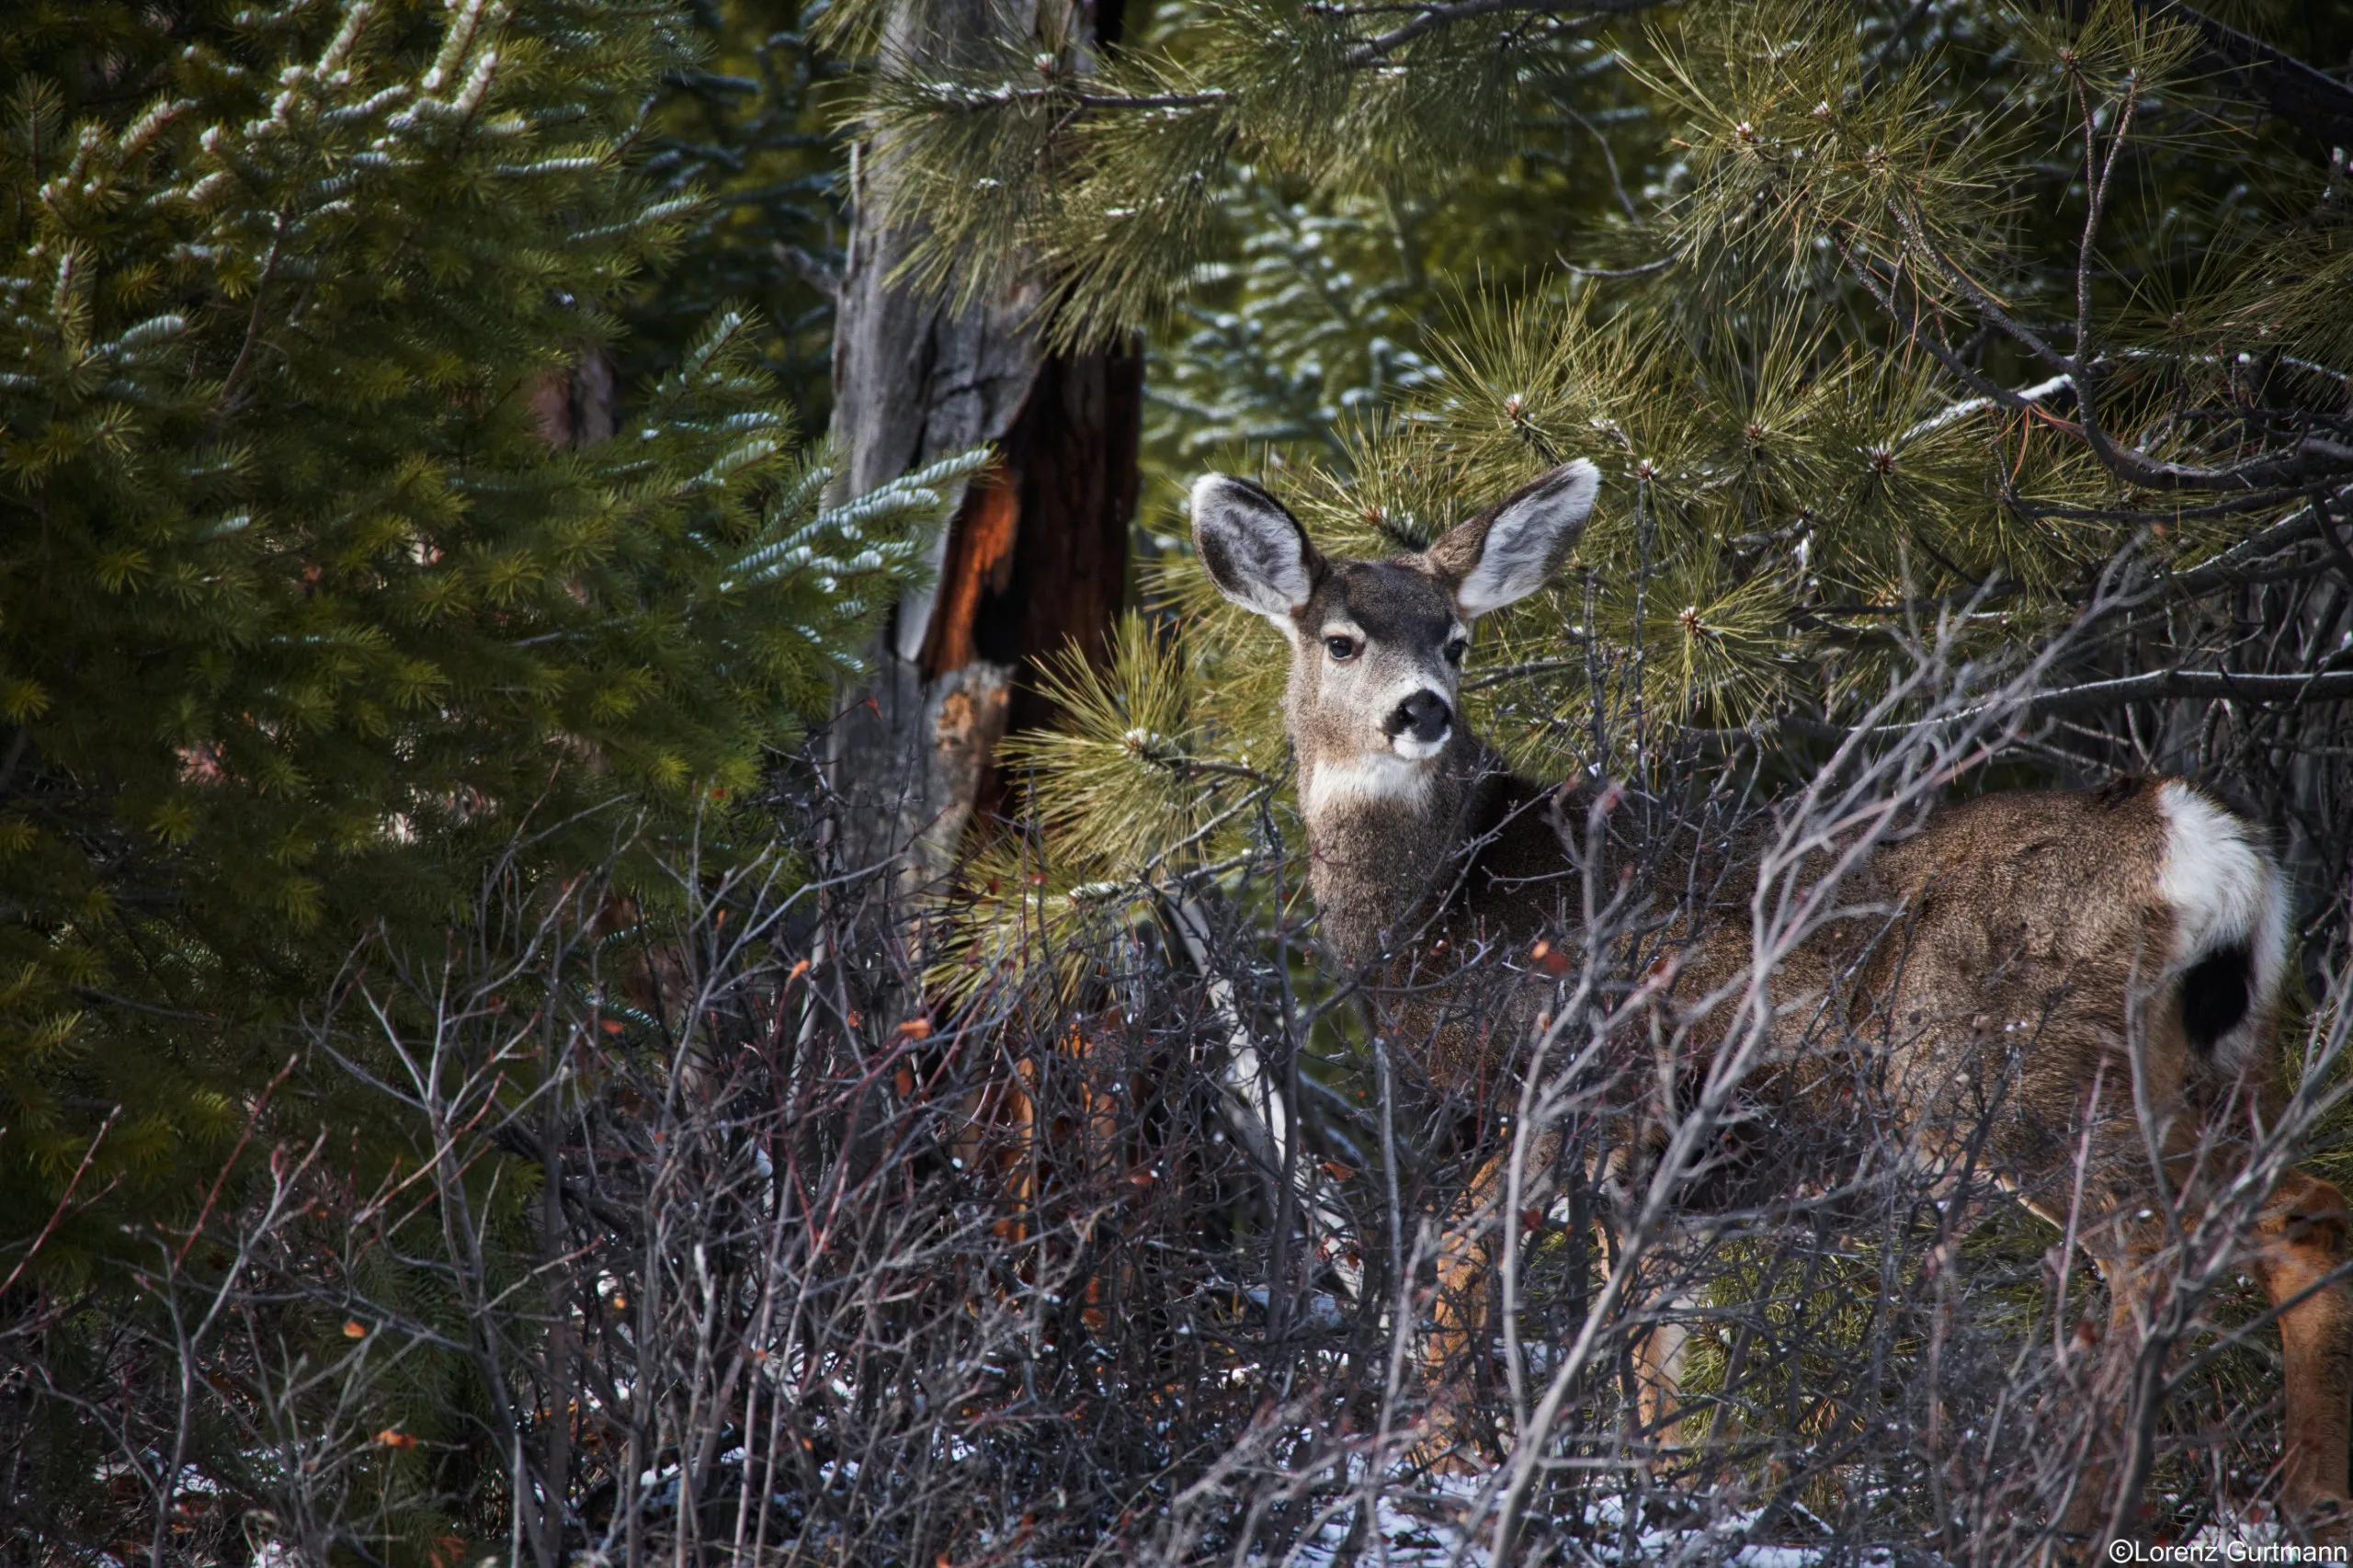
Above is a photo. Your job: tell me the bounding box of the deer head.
[1189,460,1600,820]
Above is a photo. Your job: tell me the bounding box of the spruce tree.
[620,0,846,414]
[0,0,968,1268]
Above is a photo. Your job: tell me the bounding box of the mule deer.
[1190,459,2353,1533]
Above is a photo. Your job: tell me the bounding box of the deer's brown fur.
[1191,460,2353,1535]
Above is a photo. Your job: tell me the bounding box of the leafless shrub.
[1118,576,2353,1565]
[9,569,2353,1568]
[3,799,1324,1566]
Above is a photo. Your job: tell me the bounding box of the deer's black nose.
[1384,689,1453,745]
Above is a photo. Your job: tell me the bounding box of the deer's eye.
[1443,637,1469,665]
[1324,635,1358,661]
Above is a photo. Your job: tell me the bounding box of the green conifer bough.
[622,0,845,415]
[0,0,966,1269]
[863,0,2353,971]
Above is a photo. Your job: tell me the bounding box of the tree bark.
[824,0,1142,968]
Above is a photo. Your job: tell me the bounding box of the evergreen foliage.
[886,9,2353,1543]
[1142,185,1443,468]
[0,0,964,1270]
[620,0,844,414]
[867,0,2353,961]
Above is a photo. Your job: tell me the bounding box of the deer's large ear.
[1191,474,1321,632]
[1427,459,1599,618]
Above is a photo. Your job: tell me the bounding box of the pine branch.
[2142,484,2351,599]
[910,83,1230,116]
[1852,229,2353,495]
[2028,665,2353,716]
[1758,665,2353,744]
[1338,0,1659,68]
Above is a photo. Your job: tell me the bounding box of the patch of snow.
[1268,1464,1908,1568]
[1277,1468,1495,1567]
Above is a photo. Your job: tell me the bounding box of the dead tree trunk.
[824,0,1142,976]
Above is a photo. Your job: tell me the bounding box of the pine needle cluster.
[883,0,2353,997]
[1142,182,1445,464]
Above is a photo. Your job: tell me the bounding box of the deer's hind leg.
[2049,1233,2159,1546]
[2057,1167,2353,1544]
[2251,1166,2353,1526]
[1630,1297,1691,1455]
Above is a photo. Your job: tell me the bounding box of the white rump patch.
[2155,779,2290,1062]
[1302,753,1438,818]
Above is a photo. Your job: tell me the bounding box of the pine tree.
[875,8,2353,1544]
[819,0,1144,989]
[0,0,971,1269]
[850,0,2353,976]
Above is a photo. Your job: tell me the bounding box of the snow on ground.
[1270,1474,2342,1567]
[1269,1468,1904,1568]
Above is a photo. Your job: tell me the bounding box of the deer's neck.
[1297,735,1490,967]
